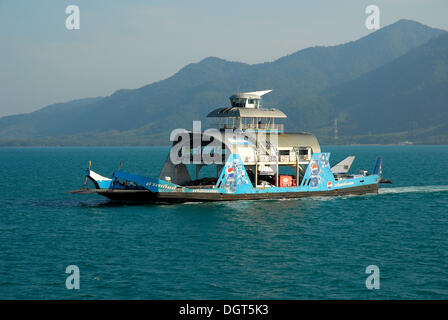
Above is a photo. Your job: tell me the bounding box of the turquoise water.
[0,146,447,299]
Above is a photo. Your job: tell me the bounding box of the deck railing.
[256,154,310,163]
[217,123,284,131]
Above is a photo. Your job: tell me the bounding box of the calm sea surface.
[0,145,447,299]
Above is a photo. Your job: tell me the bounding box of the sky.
[0,0,447,117]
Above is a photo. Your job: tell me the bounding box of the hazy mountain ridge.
[323,32,448,140]
[0,19,446,146]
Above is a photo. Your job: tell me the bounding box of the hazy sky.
[1,0,447,117]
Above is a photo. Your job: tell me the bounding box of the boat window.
[231,98,244,108]
[298,148,310,160]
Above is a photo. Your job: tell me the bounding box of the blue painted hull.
[71,152,381,203]
[92,183,378,203]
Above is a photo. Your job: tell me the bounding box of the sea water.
[0,145,447,299]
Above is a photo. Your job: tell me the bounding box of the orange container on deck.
[279,175,296,187]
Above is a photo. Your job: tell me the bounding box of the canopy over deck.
[229,89,273,100]
[207,107,286,118]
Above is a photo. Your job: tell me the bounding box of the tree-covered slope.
[323,32,448,142]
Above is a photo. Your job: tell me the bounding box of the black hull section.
[94,183,378,204]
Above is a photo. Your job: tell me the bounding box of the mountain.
[319,32,448,144]
[0,19,446,146]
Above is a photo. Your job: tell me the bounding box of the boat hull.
[88,183,378,204]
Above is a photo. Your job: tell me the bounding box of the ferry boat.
[69,89,385,203]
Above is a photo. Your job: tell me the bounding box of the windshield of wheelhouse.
[231,98,247,108]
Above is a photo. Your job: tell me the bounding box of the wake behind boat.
[69,89,387,203]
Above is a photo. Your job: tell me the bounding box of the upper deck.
[207,89,287,133]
